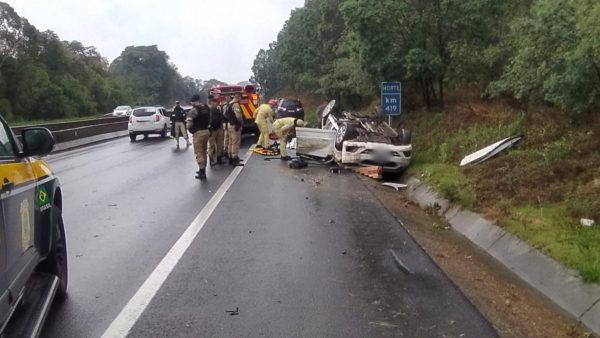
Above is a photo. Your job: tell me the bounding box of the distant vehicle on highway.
[276,98,305,120]
[0,115,68,336]
[128,106,170,141]
[112,105,132,117]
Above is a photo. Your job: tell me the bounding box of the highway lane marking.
[101,151,252,338]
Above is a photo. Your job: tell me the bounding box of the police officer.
[226,92,244,166]
[207,95,224,165]
[254,99,276,149]
[220,96,231,162]
[272,117,304,161]
[172,101,190,148]
[187,94,211,179]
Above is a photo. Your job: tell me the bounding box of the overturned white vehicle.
[296,100,412,173]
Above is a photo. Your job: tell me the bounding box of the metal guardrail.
[12,116,129,145]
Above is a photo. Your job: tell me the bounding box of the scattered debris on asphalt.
[580,218,595,227]
[329,219,336,224]
[329,167,342,174]
[390,250,413,275]
[226,307,239,316]
[352,166,383,180]
[381,182,408,191]
[289,158,308,169]
[460,135,522,166]
[341,250,347,255]
[108,204,118,207]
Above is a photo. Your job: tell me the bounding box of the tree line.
[251,0,600,115]
[0,2,223,122]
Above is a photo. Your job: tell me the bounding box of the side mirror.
[22,127,55,157]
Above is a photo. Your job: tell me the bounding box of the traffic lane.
[128,155,497,337]
[42,135,256,338]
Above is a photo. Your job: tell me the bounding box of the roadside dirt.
[364,179,596,338]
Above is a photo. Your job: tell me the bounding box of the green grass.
[501,202,600,282]
[405,108,600,283]
[408,155,476,208]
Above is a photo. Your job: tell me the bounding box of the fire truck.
[209,84,260,133]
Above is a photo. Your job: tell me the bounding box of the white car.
[321,100,412,173]
[112,105,132,116]
[128,106,170,142]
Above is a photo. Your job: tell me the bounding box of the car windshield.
[132,108,156,117]
[115,106,129,110]
[282,100,302,109]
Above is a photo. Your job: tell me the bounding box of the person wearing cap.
[207,95,224,165]
[171,100,190,148]
[220,96,231,162]
[225,92,244,166]
[187,94,211,179]
[254,99,277,149]
[272,117,304,161]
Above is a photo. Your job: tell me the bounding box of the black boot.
[195,168,207,180]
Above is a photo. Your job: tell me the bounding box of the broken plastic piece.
[460,135,522,166]
[580,218,595,227]
[352,166,383,180]
[381,182,408,191]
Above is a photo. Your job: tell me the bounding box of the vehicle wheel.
[401,129,412,145]
[130,133,136,142]
[37,205,68,299]
[160,125,167,138]
[335,123,358,151]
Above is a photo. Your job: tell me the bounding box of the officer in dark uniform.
[186,94,211,179]
[171,101,190,148]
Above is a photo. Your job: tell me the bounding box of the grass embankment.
[402,102,600,282]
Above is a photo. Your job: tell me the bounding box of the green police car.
[0,115,68,337]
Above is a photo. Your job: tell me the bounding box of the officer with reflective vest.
[186,94,211,179]
[254,99,277,149]
[272,117,304,161]
[207,95,224,166]
[226,92,244,166]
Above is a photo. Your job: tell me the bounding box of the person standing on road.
[172,101,191,148]
[187,94,211,179]
[254,99,276,149]
[272,117,304,161]
[207,95,224,166]
[226,92,244,166]
[220,96,231,162]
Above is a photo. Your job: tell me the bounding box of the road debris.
[580,218,595,227]
[289,158,308,169]
[390,250,413,275]
[226,307,239,316]
[352,166,383,180]
[329,167,342,174]
[381,182,408,191]
[341,250,347,255]
[460,135,522,166]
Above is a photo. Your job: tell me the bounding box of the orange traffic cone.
[352,166,383,180]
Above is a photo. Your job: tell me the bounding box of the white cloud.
[6,0,303,83]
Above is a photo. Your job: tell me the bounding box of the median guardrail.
[12,116,130,151]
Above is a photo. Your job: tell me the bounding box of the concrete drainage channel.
[403,177,600,334]
[12,116,129,152]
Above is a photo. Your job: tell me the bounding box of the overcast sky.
[6,0,304,84]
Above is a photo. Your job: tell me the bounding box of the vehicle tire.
[160,125,167,138]
[37,205,68,299]
[335,123,358,151]
[130,133,136,142]
[401,129,412,145]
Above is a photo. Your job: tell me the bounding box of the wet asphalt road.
[41,135,496,337]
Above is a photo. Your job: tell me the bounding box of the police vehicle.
[0,115,67,337]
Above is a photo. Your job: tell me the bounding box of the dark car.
[276,98,305,120]
[0,116,67,337]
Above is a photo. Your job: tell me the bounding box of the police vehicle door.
[0,118,37,309]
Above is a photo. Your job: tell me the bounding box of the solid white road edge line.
[101,152,252,338]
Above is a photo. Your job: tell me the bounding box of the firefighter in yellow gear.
[254,99,276,148]
[272,117,304,160]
